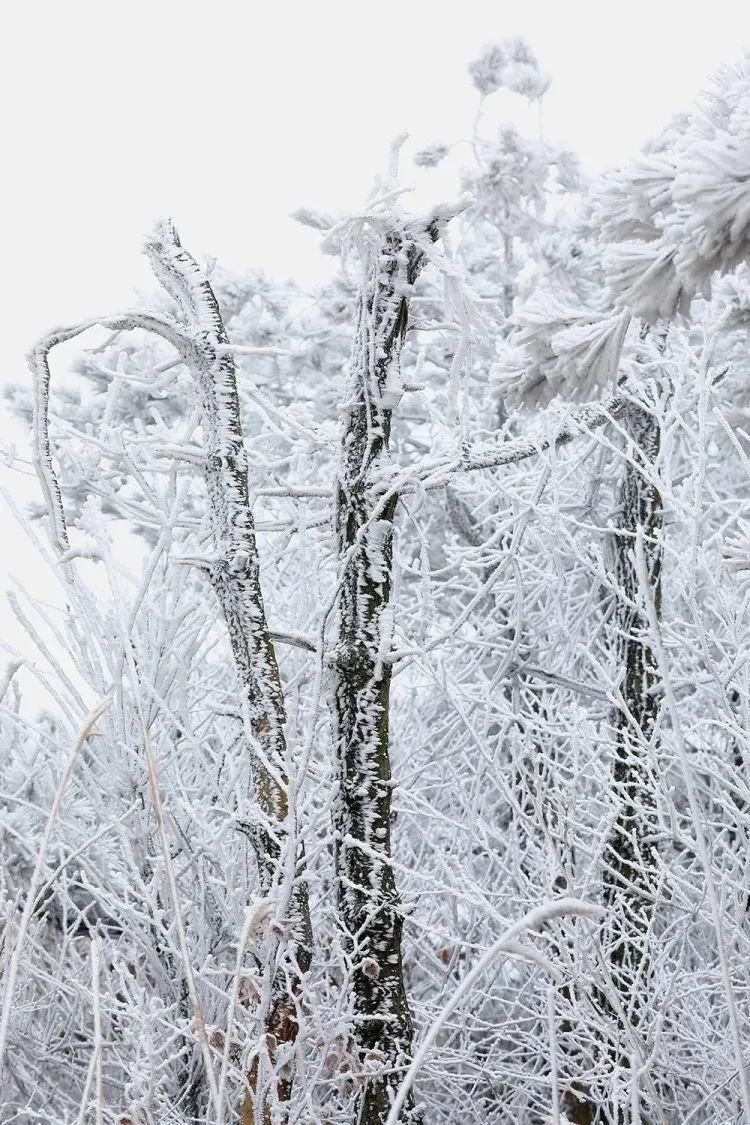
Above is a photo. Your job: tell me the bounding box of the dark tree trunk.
[599,400,662,1125]
[330,215,447,1125]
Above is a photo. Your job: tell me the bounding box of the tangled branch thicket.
[3,40,750,1125]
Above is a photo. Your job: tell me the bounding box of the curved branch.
[28,312,188,553]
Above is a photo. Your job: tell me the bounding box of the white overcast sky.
[1,0,749,687]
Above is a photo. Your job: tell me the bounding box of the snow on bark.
[598,397,662,1124]
[142,221,313,1122]
[28,223,314,1123]
[329,210,449,1125]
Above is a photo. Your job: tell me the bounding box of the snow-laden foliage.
[468,38,550,100]
[589,55,750,329]
[491,294,631,406]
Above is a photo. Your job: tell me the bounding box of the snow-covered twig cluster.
[3,40,750,1125]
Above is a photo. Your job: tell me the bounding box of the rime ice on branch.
[28,221,313,1124]
[329,203,456,1125]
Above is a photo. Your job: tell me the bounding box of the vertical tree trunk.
[599,399,662,1124]
[144,222,313,1123]
[555,396,661,1125]
[330,216,445,1125]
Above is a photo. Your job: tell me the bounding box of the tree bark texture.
[145,222,313,1123]
[330,216,444,1125]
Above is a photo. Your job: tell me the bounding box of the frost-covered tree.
[5,40,750,1125]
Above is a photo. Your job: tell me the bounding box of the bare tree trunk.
[330,215,447,1125]
[144,223,313,1123]
[548,394,662,1125]
[598,399,662,1125]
